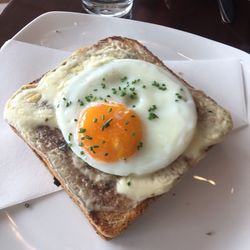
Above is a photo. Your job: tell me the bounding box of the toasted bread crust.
[5,36,233,239]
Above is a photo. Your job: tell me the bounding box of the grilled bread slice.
[4,37,233,239]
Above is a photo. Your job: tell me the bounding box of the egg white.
[56,59,197,176]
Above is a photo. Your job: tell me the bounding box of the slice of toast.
[4,37,233,239]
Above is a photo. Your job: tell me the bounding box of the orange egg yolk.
[77,102,143,162]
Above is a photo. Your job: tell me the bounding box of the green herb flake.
[101,140,106,144]
[152,81,167,91]
[108,107,112,113]
[79,142,83,147]
[102,114,105,120]
[79,128,86,133]
[176,93,183,100]
[142,85,146,89]
[104,152,109,156]
[89,146,96,154]
[80,151,85,155]
[131,131,136,137]
[101,118,113,131]
[85,94,98,102]
[148,105,157,112]
[77,99,84,106]
[127,181,131,186]
[112,88,117,94]
[68,132,73,141]
[132,79,141,84]
[85,135,93,140]
[101,83,106,89]
[120,91,126,97]
[125,121,129,125]
[93,88,98,92]
[93,117,98,123]
[65,101,72,107]
[121,76,128,82]
[148,112,159,120]
[137,141,143,150]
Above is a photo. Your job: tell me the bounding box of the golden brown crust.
[5,36,233,239]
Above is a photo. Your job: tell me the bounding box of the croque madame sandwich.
[4,37,233,239]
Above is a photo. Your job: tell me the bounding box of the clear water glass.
[82,0,134,17]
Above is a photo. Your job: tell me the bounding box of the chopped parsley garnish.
[65,101,72,107]
[129,92,137,99]
[127,181,131,186]
[148,105,157,112]
[79,142,83,146]
[102,114,105,120]
[101,140,106,144]
[85,135,93,140]
[89,145,99,154]
[132,105,136,108]
[85,94,98,102]
[121,76,128,82]
[79,128,86,133]
[175,92,187,102]
[142,85,146,88]
[93,117,98,123]
[68,132,73,141]
[131,79,140,84]
[102,118,113,131]
[137,141,143,150]
[77,99,84,106]
[152,81,167,91]
[80,151,84,155]
[148,105,159,120]
[93,88,98,92]
[176,93,183,100]
[108,107,112,113]
[120,91,126,97]
[131,131,136,137]
[148,112,159,120]
[101,83,106,89]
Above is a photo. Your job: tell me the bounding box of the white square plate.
[0,12,249,250]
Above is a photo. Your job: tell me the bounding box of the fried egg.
[56,59,197,176]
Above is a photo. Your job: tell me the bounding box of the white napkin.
[0,40,248,210]
[165,59,248,129]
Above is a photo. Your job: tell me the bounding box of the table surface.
[0,0,250,53]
